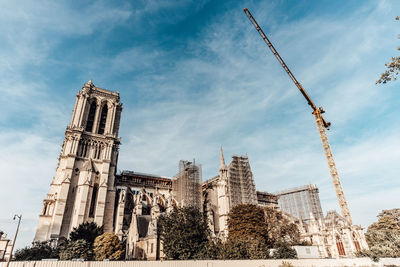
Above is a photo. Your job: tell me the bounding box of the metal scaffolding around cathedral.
[202,147,258,239]
[173,160,202,209]
[276,184,324,223]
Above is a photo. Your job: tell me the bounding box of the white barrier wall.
[1,258,399,267]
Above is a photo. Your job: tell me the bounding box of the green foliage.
[59,239,94,260]
[378,209,400,227]
[263,207,301,246]
[359,215,400,260]
[93,232,124,261]
[224,204,299,259]
[157,206,211,260]
[272,242,297,259]
[228,204,268,244]
[194,239,221,260]
[69,222,103,244]
[226,204,270,259]
[15,222,106,261]
[219,239,253,259]
[376,17,400,84]
[14,241,59,261]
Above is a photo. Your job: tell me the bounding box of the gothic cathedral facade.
[34,81,122,241]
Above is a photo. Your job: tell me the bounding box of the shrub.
[59,239,93,260]
[93,232,124,261]
[14,241,58,261]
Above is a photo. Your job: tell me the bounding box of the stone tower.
[34,81,122,241]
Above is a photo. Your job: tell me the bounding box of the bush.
[14,241,59,261]
[228,204,268,244]
[358,215,400,261]
[272,242,297,259]
[59,239,93,260]
[93,232,124,261]
[158,206,211,260]
[263,206,301,246]
[69,222,103,244]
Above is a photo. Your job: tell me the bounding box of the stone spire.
[219,146,226,171]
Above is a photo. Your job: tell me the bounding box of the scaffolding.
[228,155,258,207]
[276,184,324,222]
[173,160,202,210]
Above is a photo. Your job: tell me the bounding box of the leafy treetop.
[69,222,103,244]
[157,206,211,260]
[376,17,400,84]
[93,232,124,261]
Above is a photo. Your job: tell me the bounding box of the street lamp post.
[6,215,22,267]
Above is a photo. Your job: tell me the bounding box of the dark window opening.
[159,204,166,213]
[142,203,150,215]
[89,184,99,218]
[85,102,97,132]
[98,105,108,134]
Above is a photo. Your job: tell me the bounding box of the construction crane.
[243,8,353,225]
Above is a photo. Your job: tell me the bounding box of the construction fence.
[2,258,400,267]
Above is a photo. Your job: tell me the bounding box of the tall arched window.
[89,184,99,218]
[97,105,108,134]
[85,102,97,132]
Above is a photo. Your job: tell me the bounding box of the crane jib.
[244,8,353,225]
[244,8,319,113]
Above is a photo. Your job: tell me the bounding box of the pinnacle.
[220,146,226,170]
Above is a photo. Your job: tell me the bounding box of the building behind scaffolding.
[276,184,323,222]
[173,160,202,209]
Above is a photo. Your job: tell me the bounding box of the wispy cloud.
[0,0,399,248]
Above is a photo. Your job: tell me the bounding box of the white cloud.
[1,0,399,248]
[116,0,400,232]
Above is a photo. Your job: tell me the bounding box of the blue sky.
[0,0,399,248]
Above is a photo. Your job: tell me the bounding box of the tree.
[14,241,59,261]
[272,242,297,259]
[225,204,300,259]
[376,17,400,84]
[378,209,400,227]
[93,232,124,261]
[357,215,400,260]
[219,239,252,259]
[263,207,300,246]
[69,222,103,244]
[59,239,94,260]
[228,204,268,244]
[226,204,269,259]
[157,206,211,260]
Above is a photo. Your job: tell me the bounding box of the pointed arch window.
[89,184,99,218]
[85,102,97,132]
[97,105,108,134]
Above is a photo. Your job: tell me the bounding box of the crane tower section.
[314,109,352,224]
[243,8,353,225]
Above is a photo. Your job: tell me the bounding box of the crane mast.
[243,8,353,225]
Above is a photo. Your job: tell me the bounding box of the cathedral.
[35,81,367,260]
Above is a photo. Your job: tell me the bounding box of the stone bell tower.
[34,80,122,241]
